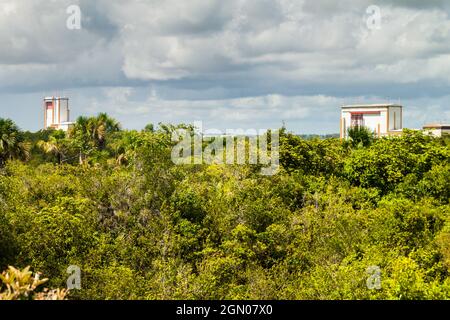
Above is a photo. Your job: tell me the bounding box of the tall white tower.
[43,97,74,131]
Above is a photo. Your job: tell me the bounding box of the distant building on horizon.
[340,104,403,139]
[422,123,450,137]
[43,97,74,131]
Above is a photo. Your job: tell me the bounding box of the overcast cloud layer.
[1,0,449,133]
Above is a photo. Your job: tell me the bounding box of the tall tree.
[0,118,30,166]
[37,130,69,164]
[89,113,121,150]
[69,114,121,164]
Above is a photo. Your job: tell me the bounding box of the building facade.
[422,123,450,137]
[340,104,403,139]
[43,97,74,131]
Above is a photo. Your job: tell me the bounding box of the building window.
[393,112,397,130]
[351,114,364,127]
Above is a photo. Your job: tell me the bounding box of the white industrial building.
[43,97,74,131]
[422,123,450,137]
[340,104,403,139]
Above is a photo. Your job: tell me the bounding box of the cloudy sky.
[1,0,450,133]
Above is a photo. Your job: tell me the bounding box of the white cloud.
[80,86,348,133]
[1,0,450,132]
[2,0,450,88]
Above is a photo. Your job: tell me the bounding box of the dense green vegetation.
[0,115,449,300]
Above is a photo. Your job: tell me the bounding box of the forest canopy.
[0,115,449,300]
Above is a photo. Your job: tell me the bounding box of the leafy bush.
[0,116,448,300]
[0,266,67,300]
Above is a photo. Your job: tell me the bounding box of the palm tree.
[68,116,91,164]
[347,125,375,148]
[37,131,67,164]
[110,130,145,166]
[69,114,121,164]
[89,113,121,150]
[0,118,30,166]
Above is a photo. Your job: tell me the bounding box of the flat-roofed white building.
[43,97,74,131]
[423,123,450,137]
[340,104,403,139]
